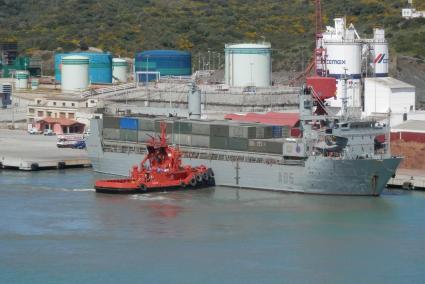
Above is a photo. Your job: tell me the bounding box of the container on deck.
[282,138,305,157]
[210,136,229,149]
[191,121,211,135]
[138,131,155,143]
[103,128,121,140]
[173,120,193,134]
[173,133,192,146]
[248,139,284,154]
[103,116,120,129]
[191,135,210,148]
[138,117,156,131]
[155,120,173,133]
[120,117,138,130]
[228,137,249,151]
[210,124,229,137]
[120,129,138,142]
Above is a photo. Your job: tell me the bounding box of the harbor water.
[1,169,425,283]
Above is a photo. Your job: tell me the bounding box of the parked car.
[28,128,41,135]
[43,129,54,136]
[72,140,86,149]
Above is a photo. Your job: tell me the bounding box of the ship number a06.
[278,172,294,185]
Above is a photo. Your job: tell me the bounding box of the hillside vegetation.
[0,0,425,72]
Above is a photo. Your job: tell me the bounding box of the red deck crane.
[289,0,327,85]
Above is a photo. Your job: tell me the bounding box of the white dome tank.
[61,55,89,92]
[112,58,128,83]
[225,43,271,88]
[15,70,29,89]
[324,41,362,77]
[323,41,363,107]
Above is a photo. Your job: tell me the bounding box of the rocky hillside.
[0,0,424,105]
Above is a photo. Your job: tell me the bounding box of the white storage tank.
[370,28,389,77]
[31,78,39,90]
[15,70,29,89]
[61,55,89,92]
[225,43,271,88]
[324,41,362,107]
[112,58,128,83]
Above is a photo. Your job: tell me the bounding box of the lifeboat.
[94,122,215,194]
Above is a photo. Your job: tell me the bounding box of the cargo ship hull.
[88,120,401,196]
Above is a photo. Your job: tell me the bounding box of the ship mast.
[341,68,349,120]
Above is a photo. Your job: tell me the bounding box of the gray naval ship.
[87,82,402,196]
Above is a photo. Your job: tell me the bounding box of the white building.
[402,8,425,19]
[364,77,415,116]
[27,95,100,127]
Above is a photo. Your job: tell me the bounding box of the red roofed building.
[35,117,85,135]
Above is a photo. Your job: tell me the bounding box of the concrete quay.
[0,129,91,171]
[388,169,425,190]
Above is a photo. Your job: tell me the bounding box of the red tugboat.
[94,122,215,194]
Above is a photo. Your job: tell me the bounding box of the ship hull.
[89,152,400,196]
[88,120,401,196]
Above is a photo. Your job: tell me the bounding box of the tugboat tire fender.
[139,184,147,191]
[190,177,197,187]
[202,172,209,181]
[207,168,215,178]
[196,174,203,183]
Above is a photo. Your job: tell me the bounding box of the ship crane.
[289,0,328,86]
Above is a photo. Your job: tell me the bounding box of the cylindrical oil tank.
[135,50,192,82]
[15,70,29,89]
[55,52,112,84]
[370,28,388,77]
[225,43,271,88]
[112,58,128,83]
[61,55,89,92]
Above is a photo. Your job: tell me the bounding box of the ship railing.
[102,139,306,166]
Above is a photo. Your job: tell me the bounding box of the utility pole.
[208,49,211,71]
[145,55,150,106]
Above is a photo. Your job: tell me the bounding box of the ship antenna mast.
[341,68,349,120]
[160,122,167,147]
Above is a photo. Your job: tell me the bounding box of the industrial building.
[27,95,99,129]
[364,77,416,116]
[224,43,272,88]
[392,120,425,143]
